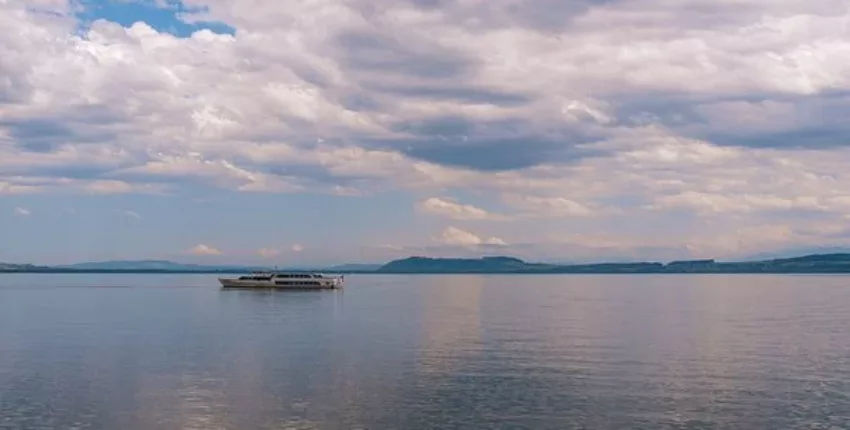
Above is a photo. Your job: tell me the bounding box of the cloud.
[187,244,222,256]
[118,210,141,219]
[257,247,280,258]
[6,0,848,192]
[435,226,507,247]
[502,194,597,218]
[417,197,506,221]
[646,192,843,215]
[83,180,158,195]
[4,0,850,260]
[258,244,302,256]
[14,207,31,216]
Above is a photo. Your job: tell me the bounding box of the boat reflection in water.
[218,271,344,290]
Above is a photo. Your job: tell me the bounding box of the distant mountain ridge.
[57,260,204,271]
[3,253,850,274]
[376,256,665,273]
[0,260,271,273]
[740,247,850,262]
[379,256,533,273]
[375,253,850,274]
[0,263,45,271]
[55,260,270,272]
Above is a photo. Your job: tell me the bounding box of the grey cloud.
[0,73,31,104]
[610,90,850,150]
[363,82,531,106]
[565,0,845,33]
[391,115,475,137]
[703,127,850,150]
[338,93,384,112]
[4,164,117,180]
[401,136,569,171]
[109,165,199,184]
[287,63,335,89]
[388,0,620,32]
[613,94,712,128]
[2,105,126,152]
[366,116,605,171]
[498,0,619,32]
[2,119,74,152]
[335,30,474,80]
[406,0,445,10]
[612,90,789,125]
[263,163,364,184]
[414,0,810,35]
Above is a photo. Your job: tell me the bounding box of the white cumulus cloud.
[187,244,222,256]
[436,226,508,247]
[418,197,506,220]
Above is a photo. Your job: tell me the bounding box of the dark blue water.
[1,274,848,429]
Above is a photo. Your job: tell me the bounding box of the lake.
[1,274,848,429]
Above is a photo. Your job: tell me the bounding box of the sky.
[2,0,850,266]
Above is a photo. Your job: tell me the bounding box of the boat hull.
[218,277,343,290]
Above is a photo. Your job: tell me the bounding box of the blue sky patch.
[73,0,235,37]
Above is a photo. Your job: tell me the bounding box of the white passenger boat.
[218,271,344,290]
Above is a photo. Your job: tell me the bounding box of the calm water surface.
[1,274,849,429]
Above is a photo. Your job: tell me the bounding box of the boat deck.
[218,271,345,290]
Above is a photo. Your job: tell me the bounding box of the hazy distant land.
[3,254,850,274]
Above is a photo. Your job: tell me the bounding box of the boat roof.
[249,270,326,275]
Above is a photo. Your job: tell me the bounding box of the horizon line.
[6,251,850,269]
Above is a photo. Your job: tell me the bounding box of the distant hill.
[376,253,850,274]
[0,263,47,271]
[377,256,665,274]
[741,247,850,261]
[58,260,202,271]
[55,260,269,272]
[378,256,542,273]
[726,253,850,272]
